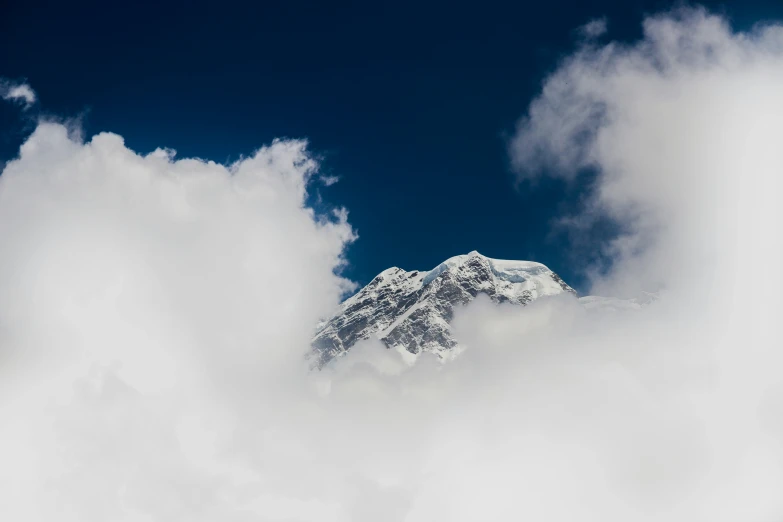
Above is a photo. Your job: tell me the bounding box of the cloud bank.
[0,124,357,520]
[0,6,782,522]
[502,6,783,518]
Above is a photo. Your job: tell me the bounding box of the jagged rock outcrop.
[312,251,575,365]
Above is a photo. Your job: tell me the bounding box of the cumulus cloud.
[1,5,782,522]
[511,6,783,298]
[497,5,783,519]
[0,124,357,520]
[1,79,37,107]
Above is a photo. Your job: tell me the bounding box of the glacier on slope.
[312,251,575,366]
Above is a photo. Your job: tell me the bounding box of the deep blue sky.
[2,0,782,293]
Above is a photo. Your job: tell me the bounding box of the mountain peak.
[312,252,575,366]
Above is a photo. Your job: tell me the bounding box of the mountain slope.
[312,251,575,365]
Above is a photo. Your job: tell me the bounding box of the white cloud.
[321,174,340,186]
[579,17,608,39]
[1,79,37,107]
[511,6,783,298]
[498,5,783,519]
[1,6,782,521]
[0,123,358,520]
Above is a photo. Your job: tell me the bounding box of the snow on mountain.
[312,251,575,366]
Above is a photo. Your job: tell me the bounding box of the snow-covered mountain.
[312,251,575,366]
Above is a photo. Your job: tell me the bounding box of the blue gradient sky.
[2,0,782,292]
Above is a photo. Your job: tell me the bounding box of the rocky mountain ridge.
[312,251,576,366]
